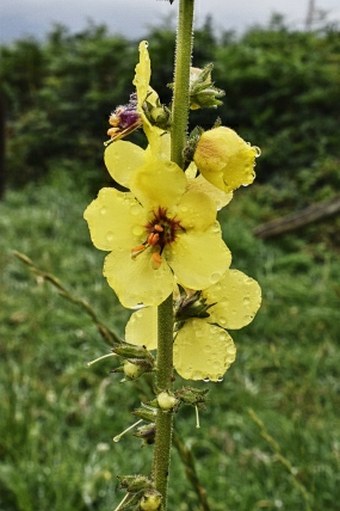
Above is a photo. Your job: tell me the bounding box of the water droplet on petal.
[130,204,141,216]
[210,272,222,284]
[106,231,114,242]
[132,225,144,236]
[100,206,107,215]
[203,377,210,383]
[254,146,261,157]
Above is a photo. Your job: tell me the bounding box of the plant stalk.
[171,0,195,168]
[153,1,195,509]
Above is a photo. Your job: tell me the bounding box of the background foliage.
[1,16,339,511]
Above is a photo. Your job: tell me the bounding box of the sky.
[1,0,340,44]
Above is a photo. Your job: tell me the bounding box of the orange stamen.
[147,232,160,246]
[131,244,146,258]
[108,116,120,127]
[154,224,164,233]
[107,127,120,137]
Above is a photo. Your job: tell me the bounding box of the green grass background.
[0,168,339,510]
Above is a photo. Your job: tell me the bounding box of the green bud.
[149,105,171,130]
[189,64,225,110]
[176,386,209,407]
[133,406,157,422]
[114,342,154,361]
[117,474,153,493]
[175,289,216,323]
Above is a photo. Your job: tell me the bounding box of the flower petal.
[167,223,231,290]
[125,307,157,350]
[103,248,174,308]
[83,188,146,251]
[187,172,233,211]
[144,126,171,160]
[204,269,262,329]
[174,319,236,381]
[104,140,145,188]
[178,188,216,230]
[130,158,187,210]
[133,40,151,110]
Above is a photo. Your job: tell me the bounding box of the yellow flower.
[125,269,262,380]
[193,126,260,193]
[84,159,231,308]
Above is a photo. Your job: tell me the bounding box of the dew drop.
[211,223,221,234]
[254,146,261,157]
[203,377,210,383]
[132,225,144,236]
[216,376,224,383]
[100,206,107,215]
[106,231,114,242]
[210,272,222,284]
[130,205,140,216]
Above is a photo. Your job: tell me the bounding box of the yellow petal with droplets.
[167,223,231,290]
[125,307,157,350]
[130,158,186,210]
[144,123,171,160]
[188,172,233,211]
[83,188,146,251]
[133,40,151,110]
[103,248,174,308]
[104,141,145,188]
[204,269,262,329]
[174,319,236,381]
[177,189,216,230]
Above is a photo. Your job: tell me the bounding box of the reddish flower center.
[132,207,185,268]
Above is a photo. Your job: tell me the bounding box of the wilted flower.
[106,93,141,142]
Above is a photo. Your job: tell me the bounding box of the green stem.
[154,294,174,506]
[153,2,195,508]
[171,0,195,168]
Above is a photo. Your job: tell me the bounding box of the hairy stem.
[154,294,174,506]
[153,2,195,508]
[171,0,195,168]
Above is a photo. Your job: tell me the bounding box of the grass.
[0,168,339,510]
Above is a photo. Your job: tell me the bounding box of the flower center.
[131,207,185,268]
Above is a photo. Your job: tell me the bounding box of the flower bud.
[194,126,261,193]
[140,490,162,511]
[189,64,225,110]
[123,361,144,380]
[157,391,178,411]
[118,474,152,493]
